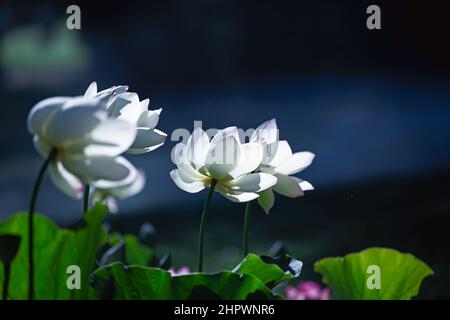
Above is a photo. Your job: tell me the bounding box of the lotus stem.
[197,179,217,272]
[28,148,56,300]
[243,201,252,258]
[2,263,10,300]
[83,184,90,214]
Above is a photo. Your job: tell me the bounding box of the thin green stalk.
[28,149,56,300]
[242,201,252,258]
[197,179,217,272]
[83,184,90,214]
[2,264,10,300]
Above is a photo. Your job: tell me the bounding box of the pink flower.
[168,266,191,277]
[285,281,331,300]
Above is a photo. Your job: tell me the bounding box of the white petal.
[205,135,240,180]
[231,173,277,193]
[33,135,51,157]
[276,151,315,175]
[170,169,206,193]
[96,169,146,199]
[250,118,278,145]
[178,163,208,183]
[97,85,129,101]
[257,188,275,214]
[61,156,132,183]
[261,141,280,166]
[115,96,147,125]
[96,85,129,109]
[178,159,209,183]
[65,119,137,157]
[127,128,167,154]
[211,126,240,144]
[229,142,263,178]
[172,144,209,182]
[90,158,138,189]
[46,98,107,146]
[115,92,140,104]
[104,197,119,214]
[27,96,71,136]
[219,191,259,203]
[106,92,131,116]
[137,108,161,129]
[97,85,129,97]
[273,174,304,198]
[299,179,314,191]
[107,92,139,118]
[84,82,98,97]
[267,140,292,168]
[186,128,211,169]
[48,160,83,199]
[172,143,189,165]
[120,173,146,198]
[89,119,137,154]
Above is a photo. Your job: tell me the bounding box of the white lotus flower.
[83,81,129,108]
[107,92,167,154]
[90,168,146,213]
[170,127,277,202]
[28,96,138,199]
[251,119,315,213]
[84,82,166,154]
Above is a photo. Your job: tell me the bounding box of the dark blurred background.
[0,0,449,298]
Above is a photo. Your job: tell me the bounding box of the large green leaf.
[106,233,154,266]
[234,253,302,288]
[0,205,107,299]
[91,262,277,300]
[314,247,434,300]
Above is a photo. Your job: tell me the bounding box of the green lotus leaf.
[91,262,277,300]
[314,247,434,300]
[0,205,107,299]
[234,253,302,288]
